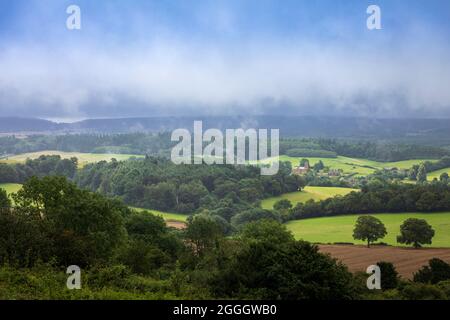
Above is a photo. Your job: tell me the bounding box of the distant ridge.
[1,116,450,142]
[0,117,61,133]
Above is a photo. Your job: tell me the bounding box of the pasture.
[0,183,22,195]
[0,151,143,167]
[261,186,358,209]
[286,212,450,248]
[131,207,189,223]
[428,168,450,181]
[260,155,436,176]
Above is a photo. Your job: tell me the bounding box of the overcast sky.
[1,0,450,121]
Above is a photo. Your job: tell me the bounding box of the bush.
[414,258,450,284]
[400,283,447,300]
[376,261,399,290]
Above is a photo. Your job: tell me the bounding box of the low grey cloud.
[1,37,450,120]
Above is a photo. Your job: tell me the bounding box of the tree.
[185,215,223,256]
[273,199,293,211]
[397,218,435,249]
[313,160,325,171]
[416,192,438,211]
[239,219,294,244]
[299,159,310,167]
[12,176,127,266]
[408,165,419,181]
[414,258,450,284]
[353,216,387,247]
[212,221,358,299]
[376,261,399,290]
[0,188,10,208]
[440,172,449,183]
[416,163,427,183]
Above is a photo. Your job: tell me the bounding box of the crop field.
[428,168,450,181]
[286,212,450,248]
[260,155,436,176]
[261,186,358,209]
[0,151,143,167]
[319,245,450,279]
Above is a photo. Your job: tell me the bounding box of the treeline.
[285,148,337,158]
[286,183,450,221]
[423,157,450,174]
[281,138,450,162]
[0,155,77,183]
[75,157,305,216]
[0,133,174,156]
[2,134,450,163]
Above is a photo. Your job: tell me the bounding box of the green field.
[286,212,450,248]
[428,168,450,181]
[261,186,358,209]
[260,155,436,176]
[131,207,189,222]
[0,151,143,167]
[0,183,22,195]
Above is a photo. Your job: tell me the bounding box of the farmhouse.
[292,161,310,175]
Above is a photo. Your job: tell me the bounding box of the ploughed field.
[261,186,358,209]
[0,150,143,167]
[286,212,450,248]
[320,245,450,279]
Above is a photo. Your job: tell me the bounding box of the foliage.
[288,183,450,221]
[414,258,450,284]
[353,216,387,247]
[397,218,435,248]
[0,155,77,183]
[0,188,10,208]
[376,261,399,290]
[209,220,358,299]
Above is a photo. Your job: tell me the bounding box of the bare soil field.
[166,220,187,230]
[319,244,450,279]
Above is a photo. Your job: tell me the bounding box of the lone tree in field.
[353,216,387,248]
[397,218,435,249]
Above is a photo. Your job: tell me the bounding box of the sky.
[0,0,450,121]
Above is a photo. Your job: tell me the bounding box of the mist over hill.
[1,116,450,145]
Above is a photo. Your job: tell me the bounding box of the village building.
[292,161,310,175]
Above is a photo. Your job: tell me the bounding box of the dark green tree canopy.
[397,218,435,249]
[353,215,387,247]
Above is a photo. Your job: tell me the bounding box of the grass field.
[0,183,22,195]
[286,212,450,248]
[0,151,143,167]
[428,167,450,181]
[131,207,189,222]
[261,186,358,209]
[260,155,436,176]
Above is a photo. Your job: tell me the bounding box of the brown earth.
[319,244,450,279]
[166,220,187,230]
